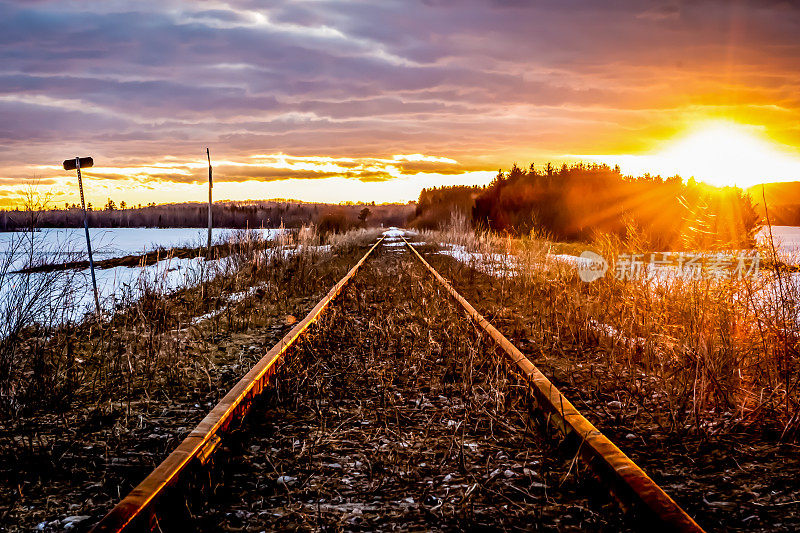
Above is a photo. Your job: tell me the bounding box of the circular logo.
[577,250,608,282]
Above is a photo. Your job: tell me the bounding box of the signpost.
[62,156,101,315]
[206,148,213,251]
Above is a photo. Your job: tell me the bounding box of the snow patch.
[435,244,518,277]
[382,227,405,239]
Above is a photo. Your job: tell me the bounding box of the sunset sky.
[2,0,800,208]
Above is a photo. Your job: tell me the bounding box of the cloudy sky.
[1,0,800,207]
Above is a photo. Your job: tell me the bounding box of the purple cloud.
[0,0,798,196]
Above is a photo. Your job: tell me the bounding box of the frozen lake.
[0,227,285,328]
[757,225,800,258]
[0,227,282,268]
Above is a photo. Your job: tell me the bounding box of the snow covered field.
[0,227,282,270]
[0,227,285,327]
[757,225,800,259]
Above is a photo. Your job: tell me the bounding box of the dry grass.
[0,225,387,530]
[192,246,627,531]
[421,221,800,440]
[326,227,384,253]
[0,225,373,428]
[5,224,798,530]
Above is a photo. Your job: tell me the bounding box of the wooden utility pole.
[206,148,213,251]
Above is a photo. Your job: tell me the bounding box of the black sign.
[63,157,94,171]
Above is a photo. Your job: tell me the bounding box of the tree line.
[0,200,415,234]
[411,163,761,250]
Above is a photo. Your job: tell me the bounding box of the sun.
[654,122,800,188]
[599,121,800,188]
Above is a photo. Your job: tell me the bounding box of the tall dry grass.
[425,219,800,439]
[0,223,370,424]
[0,187,90,419]
[326,227,383,254]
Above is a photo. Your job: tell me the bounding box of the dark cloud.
[84,163,402,184]
[393,161,486,175]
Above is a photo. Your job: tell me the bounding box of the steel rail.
[91,237,384,533]
[402,237,704,533]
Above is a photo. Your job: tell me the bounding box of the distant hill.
[747,182,800,206]
[747,182,800,225]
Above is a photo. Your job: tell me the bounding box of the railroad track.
[90,234,704,532]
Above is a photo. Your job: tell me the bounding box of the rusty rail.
[91,237,384,533]
[402,237,704,533]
